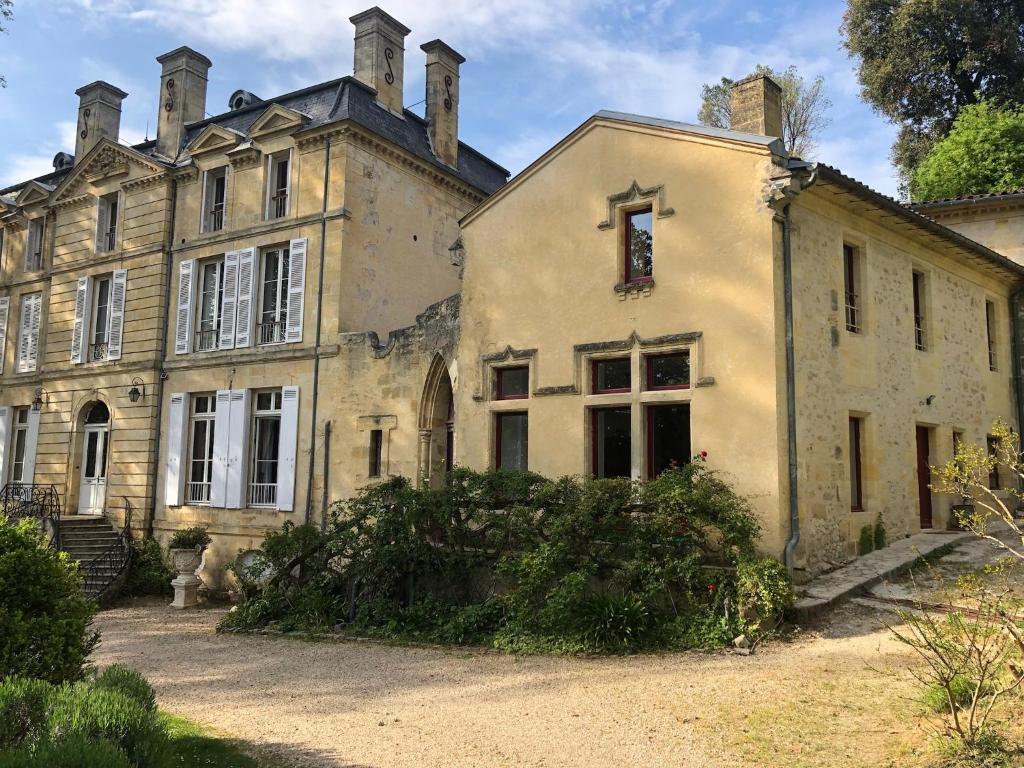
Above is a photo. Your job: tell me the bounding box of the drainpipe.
[1011,287,1024,445]
[146,176,178,538]
[304,137,331,525]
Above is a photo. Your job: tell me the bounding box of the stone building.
[2,11,1022,586]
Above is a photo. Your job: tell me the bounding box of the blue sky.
[0,0,900,195]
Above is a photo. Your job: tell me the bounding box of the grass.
[161,712,282,768]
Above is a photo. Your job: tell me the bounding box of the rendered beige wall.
[922,202,1024,266]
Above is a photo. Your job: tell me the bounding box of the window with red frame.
[647,403,690,479]
[495,412,528,470]
[624,207,653,283]
[495,366,529,400]
[645,352,690,390]
[592,358,631,393]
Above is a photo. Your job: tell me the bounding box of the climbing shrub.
[223,465,790,653]
[122,539,172,597]
[0,516,98,684]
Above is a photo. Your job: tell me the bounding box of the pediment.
[54,140,167,202]
[14,181,53,207]
[186,124,244,157]
[247,104,309,139]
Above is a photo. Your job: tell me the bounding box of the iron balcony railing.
[206,203,225,232]
[90,342,109,362]
[26,250,43,272]
[194,329,219,352]
[844,291,860,333]
[187,481,211,504]
[102,229,117,252]
[270,191,288,219]
[914,315,927,351]
[249,482,277,507]
[257,320,286,345]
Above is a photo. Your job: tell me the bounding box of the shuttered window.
[0,296,9,375]
[258,247,289,345]
[201,168,227,233]
[187,394,216,504]
[249,390,282,507]
[165,393,188,507]
[77,271,127,363]
[265,151,291,220]
[174,260,195,355]
[234,248,255,348]
[96,193,119,252]
[195,259,225,352]
[25,218,43,272]
[16,292,42,373]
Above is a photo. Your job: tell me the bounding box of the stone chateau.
[1,7,1022,586]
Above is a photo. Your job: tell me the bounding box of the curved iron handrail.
[1,483,62,549]
[80,497,134,598]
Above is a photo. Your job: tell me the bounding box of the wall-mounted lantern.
[128,377,145,404]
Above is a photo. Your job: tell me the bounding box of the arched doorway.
[418,355,454,488]
[78,401,110,515]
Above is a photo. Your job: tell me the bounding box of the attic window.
[624,207,653,284]
[265,151,290,220]
[25,218,44,272]
[202,168,227,233]
[96,193,119,252]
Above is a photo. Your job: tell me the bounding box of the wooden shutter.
[95,200,107,251]
[21,409,40,484]
[17,293,41,373]
[218,252,239,350]
[285,238,306,343]
[234,248,256,348]
[107,269,127,360]
[0,296,9,375]
[165,393,188,506]
[0,407,11,484]
[225,389,251,509]
[70,277,92,364]
[174,260,194,355]
[277,385,300,511]
[210,390,231,508]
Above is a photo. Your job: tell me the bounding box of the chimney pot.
[420,39,464,168]
[74,81,127,163]
[350,7,410,115]
[155,46,212,160]
[729,74,783,141]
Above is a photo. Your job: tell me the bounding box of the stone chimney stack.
[420,40,464,168]
[74,81,127,163]
[155,46,212,160]
[350,7,410,115]
[729,73,783,140]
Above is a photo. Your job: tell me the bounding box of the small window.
[987,435,1000,490]
[258,247,290,344]
[90,276,113,362]
[266,151,290,220]
[647,403,690,479]
[645,352,690,390]
[25,218,43,272]
[985,300,997,371]
[250,390,283,507]
[843,244,860,333]
[592,406,631,478]
[187,394,216,504]
[9,407,30,484]
[849,417,863,511]
[202,168,227,233]
[369,429,383,478]
[495,412,528,470]
[97,193,119,252]
[592,358,631,394]
[495,366,529,400]
[624,207,653,284]
[912,271,926,351]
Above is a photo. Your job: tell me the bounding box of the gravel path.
[91,602,921,768]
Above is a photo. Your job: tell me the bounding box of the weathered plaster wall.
[923,202,1024,266]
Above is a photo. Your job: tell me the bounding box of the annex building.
[1,7,1022,587]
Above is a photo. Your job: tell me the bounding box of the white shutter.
[199,171,209,234]
[0,407,11,485]
[70,277,92,364]
[277,386,299,511]
[285,238,306,343]
[95,200,107,251]
[218,251,239,350]
[0,296,9,375]
[165,393,188,506]
[210,390,231,508]
[107,268,127,361]
[234,248,255,348]
[17,293,41,373]
[225,388,251,508]
[21,409,40,484]
[174,260,195,355]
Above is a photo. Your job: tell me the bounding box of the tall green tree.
[910,101,1024,201]
[842,0,1024,186]
[697,65,832,158]
[0,1,12,88]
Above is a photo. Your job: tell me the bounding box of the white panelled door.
[78,425,109,515]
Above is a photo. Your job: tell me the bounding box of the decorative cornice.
[52,193,95,211]
[598,180,675,230]
[295,127,347,151]
[122,172,170,192]
[228,143,262,170]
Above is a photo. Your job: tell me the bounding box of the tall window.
[258,247,289,344]
[849,417,863,511]
[593,407,631,478]
[202,168,227,232]
[250,390,282,506]
[266,151,290,220]
[90,276,112,361]
[187,394,216,503]
[624,207,653,284]
[985,300,997,371]
[97,193,119,252]
[25,218,43,272]
[987,435,1000,490]
[912,271,926,351]
[195,258,224,351]
[369,429,383,478]
[843,244,861,333]
[495,412,528,470]
[9,407,30,484]
[647,404,691,479]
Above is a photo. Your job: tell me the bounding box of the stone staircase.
[59,515,131,597]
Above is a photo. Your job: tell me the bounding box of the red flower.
[699,450,708,458]
[707,584,716,593]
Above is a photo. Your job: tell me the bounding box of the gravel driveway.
[91,602,923,768]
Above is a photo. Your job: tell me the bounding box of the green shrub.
[0,677,52,750]
[167,526,210,550]
[122,540,172,597]
[575,594,650,652]
[736,557,795,632]
[858,525,875,556]
[0,517,98,684]
[0,733,132,768]
[90,666,155,713]
[873,513,887,550]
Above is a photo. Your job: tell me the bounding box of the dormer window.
[265,151,290,220]
[25,218,44,272]
[97,192,119,252]
[202,168,227,233]
[624,207,653,284]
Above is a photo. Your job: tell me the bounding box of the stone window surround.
[597,180,674,298]
[358,414,397,485]
[840,233,868,336]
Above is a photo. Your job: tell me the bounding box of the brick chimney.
[155,46,212,160]
[74,81,127,163]
[350,7,410,115]
[420,39,464,168]
[729,73,783,139]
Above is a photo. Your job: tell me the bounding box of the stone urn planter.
[167,527,212,610]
